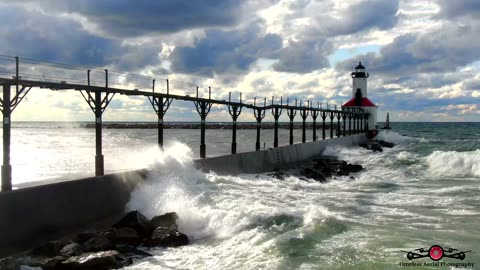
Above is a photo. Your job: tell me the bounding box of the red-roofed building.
[342,62,378,131]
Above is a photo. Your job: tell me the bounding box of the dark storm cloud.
[2,0,277,38]
[272,39,332,73]
[310,0,399,36]
[0,5,162,70]
[169,22,282,76]
[436,0,480,18]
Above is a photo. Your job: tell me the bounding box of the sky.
[0,0,479,122]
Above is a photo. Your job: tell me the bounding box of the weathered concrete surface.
[0,134,366,257]
[0,170,147,256]
[194,134,368,174]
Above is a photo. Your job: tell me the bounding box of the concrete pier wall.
[0,134,366,256]
[194,134,368,174]
[0,170,147,256]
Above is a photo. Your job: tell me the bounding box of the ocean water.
[4,122,480,269]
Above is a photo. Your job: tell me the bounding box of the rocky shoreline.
[0,211,188,270]
[268,139,396,182]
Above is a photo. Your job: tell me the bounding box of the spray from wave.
[375,130,417,144]
[426,149,480,177]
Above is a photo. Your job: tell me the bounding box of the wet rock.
[347,164,363,173]
[59,250,132,270]
[144,227,189,247]
[115,245,153,260]
[113,211,153,237]
[370,143,383,152]
[82,233,114,252]
[378,140,395,148]
[42,256,65,270]
[301,168,326,182]
[150,212,179,230]
[74,230,102,245]
[0,257,20,270]
[60,243,83,257]
[268,170,286,180]
[359,143,370,150]
[107,227,142,246]
[30,239,72,257]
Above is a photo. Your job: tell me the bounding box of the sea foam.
[426,149,480,177]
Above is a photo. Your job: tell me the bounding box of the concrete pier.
[0,134,367,256]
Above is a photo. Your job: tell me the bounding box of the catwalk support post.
[321,110,327,140]
[271,96,283,148]
[300,101,309,143]
[193,87,213,158]
[81,69,115,176]
[286,98,297,145]
[148,79,173,149]
[311,102,319,141]
[253,97,266,151]
[1,57,31,190]
[227,92,243,154]
[329,106,335,139]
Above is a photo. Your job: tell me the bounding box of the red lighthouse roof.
[342,97,376,107]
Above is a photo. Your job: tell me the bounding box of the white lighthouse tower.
[342,62,378,134]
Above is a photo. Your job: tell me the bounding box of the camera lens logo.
[404,245,470,261]
[429,245,443,261]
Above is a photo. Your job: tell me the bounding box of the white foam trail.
[426,149,480,177]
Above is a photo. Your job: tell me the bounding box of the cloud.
[272,39,332,73]
[2,0,277,38]
[0,5,163,71]
[436,0,480,18]
[336,20,480,76]
[169,22,282,76]
[309,0,399,37]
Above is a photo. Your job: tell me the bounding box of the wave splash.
[426,149,480,177]
[375,130,417,144]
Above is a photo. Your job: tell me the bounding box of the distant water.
[4,122,480,269]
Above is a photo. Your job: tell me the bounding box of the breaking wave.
[426,149,480,177]
[375,130,417,144]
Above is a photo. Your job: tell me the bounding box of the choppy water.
[5,122,480,269]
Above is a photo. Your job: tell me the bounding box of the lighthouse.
[342,62,378,135]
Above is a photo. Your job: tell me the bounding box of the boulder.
[82,233,114,252]
[347,164,363,173]
[378,140,395,148]
[0,257,20,270]
[370,143,383,152]
[42,256,65,270]
[150,212,179,230]
[359,144,370,150]
[144,227,189,247]
[59,250,132,270]
[115,245,153,260]
[301,168,326,182]
[113,211,153,237]
[60,243,83,257]
[107,227,142,246]
[30,238,72,257]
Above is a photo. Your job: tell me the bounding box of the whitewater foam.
[375,130,417,144]
[426,149,480,177]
